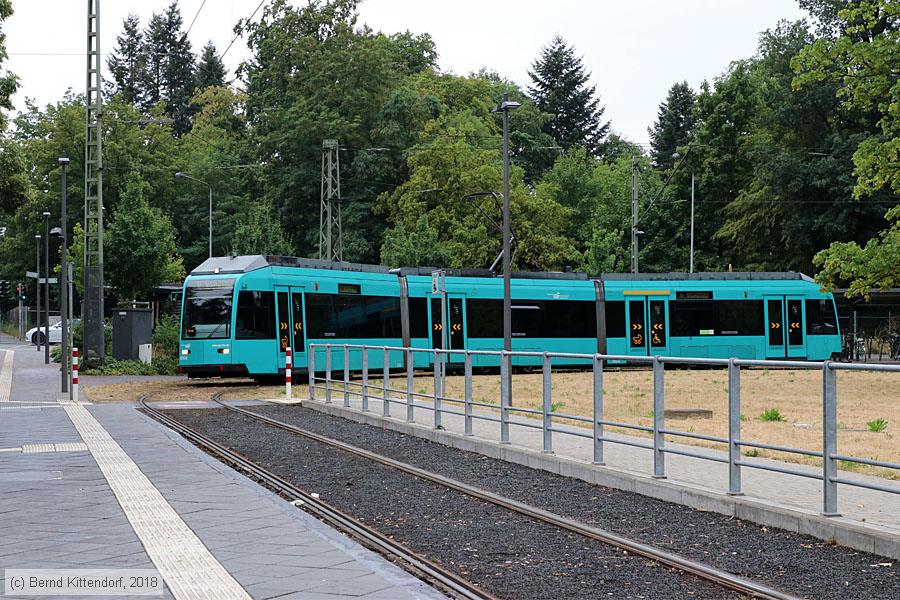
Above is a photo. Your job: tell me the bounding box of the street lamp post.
[175,172,213,258]
[689,172,695,274]
[59,152,69,393]
[42,210,50,364]
[34,234,40,353]
[492,92,520,419]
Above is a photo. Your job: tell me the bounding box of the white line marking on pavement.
[0,446,22,453]
[60,401,251,600]
[21,442,88,453]
[0,349,13,402]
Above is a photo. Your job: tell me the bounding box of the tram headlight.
[181,348,190,356]
[217,348,230,355]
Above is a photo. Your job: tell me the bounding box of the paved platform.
[303,382,900,559]
[0,343,444,600]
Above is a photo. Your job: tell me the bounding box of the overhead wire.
[184,0,208,37]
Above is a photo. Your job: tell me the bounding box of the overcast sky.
[5,0,809,145]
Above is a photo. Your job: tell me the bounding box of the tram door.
[275,287,306,371]
[625,295,669,357]
[431,295,465,363]
[765,295,805,359]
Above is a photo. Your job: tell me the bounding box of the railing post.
[361,347,369,412]
[652,356,666,478]
[382,347,390,417]
[433,350,442,429]
[542,353,553,454]
[592,354,604,465]
[308,344,316,402]
[727,358,742,495]
[464,351,473,436]
[500,351,510,444]
[823,361,841,516]
[325,344,332,404]
[343,346,351,407]
[406,348,414,422]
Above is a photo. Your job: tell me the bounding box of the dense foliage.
[0,0,897,307]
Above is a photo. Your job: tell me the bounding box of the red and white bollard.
[72,347,79,403]
[285,346,292,400]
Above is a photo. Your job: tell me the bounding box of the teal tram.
[178,255,841,378]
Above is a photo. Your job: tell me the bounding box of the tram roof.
[190,255,813,284]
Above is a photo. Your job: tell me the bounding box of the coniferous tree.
[141,2,196,135]
[195,41,226,90]
[527,36,609,155]
[107,14,146,105]
[648,81,697,171]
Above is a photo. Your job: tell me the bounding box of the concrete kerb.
[294,396,900,560]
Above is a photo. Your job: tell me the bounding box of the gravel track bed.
[164,407,740,599]
[241,403,900,600]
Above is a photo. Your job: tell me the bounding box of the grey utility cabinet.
[111,307,153,361]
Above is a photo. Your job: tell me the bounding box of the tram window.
[408,298,429,338]
[182,279,234,340]
[670,300,717,337]
[605,301,625,338]
[511,303,543,337]
[306,293,401,339]
[717,301,764,336]
[235,291,276,339]
[466,299,502,338]
[545,300,597,338]
[806,300,838,335]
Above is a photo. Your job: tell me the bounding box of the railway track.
[195,394,799,600]
[139,396,497,600]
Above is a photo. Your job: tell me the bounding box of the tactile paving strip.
[61,401,251,600]
[0,349,13,402]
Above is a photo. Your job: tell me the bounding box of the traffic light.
[16,283,24,302]
[0,280,9,298]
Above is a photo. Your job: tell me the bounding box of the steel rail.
[215,396,800,600]
[139,396,496,600]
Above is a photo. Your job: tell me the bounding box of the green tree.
[814,205,900,297]
[0,0,17,131]
[527,35,609,156]
[793,0,900,197]
[380,216,450,267]
[379,110,578,271]
[648,81,696,171]
[142,2,196,135]
[241,0,437,261]
[195,41,226,90]
[107,14,146,105]
[229,202,293,256]
[106,172,184,300]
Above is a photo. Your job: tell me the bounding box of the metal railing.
[307,343,900,516]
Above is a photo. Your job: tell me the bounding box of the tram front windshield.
[182,279,235,340]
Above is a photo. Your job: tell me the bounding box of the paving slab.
[0,341,445,600]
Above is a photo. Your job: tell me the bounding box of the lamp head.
[50,227,62,237]
[58,155,69,166]
[35,234,41,240]
[175,172,185,178]
[42,211,51,218]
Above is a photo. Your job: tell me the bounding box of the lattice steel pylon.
[318,139,342,262]
[83,0,105,361]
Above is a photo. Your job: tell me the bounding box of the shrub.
[759,408,785,422]
[867,418,888,433]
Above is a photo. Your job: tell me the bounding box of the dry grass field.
[426,367,899,479]
[85,367,898,479]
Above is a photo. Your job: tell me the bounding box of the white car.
[27,320,78,346]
